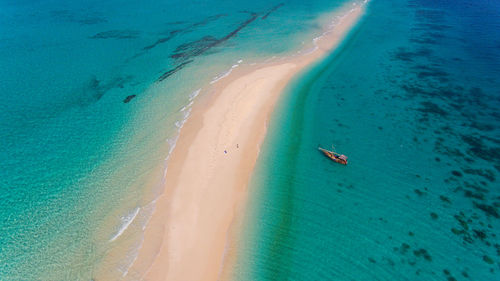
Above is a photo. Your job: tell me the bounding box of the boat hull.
[318,147,347,165]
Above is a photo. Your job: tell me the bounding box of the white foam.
[175,108,191,129]
[110,207,141,242]
[209,59,246,85]
[114,199,159,277]
[163,102,191,177]
[139,199,157,231]
[118,236,143,277]
[301,0,367,57]
[313,35,323,43]
[165,134,179,159]
[189,88,201,101]
[301,45,319,55]
[210,68,234,84]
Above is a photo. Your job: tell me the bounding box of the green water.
[234,0,500,280]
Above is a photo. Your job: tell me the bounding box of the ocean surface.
[2,0,499,280]
[0,0,357,280]
[234,0,500,280]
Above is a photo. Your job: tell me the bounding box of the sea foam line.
[119,198,158,277]
[189,88,201,101]
[110,207,141,242]
[209,60,243,84]
[160,87,203,180]
[119,237,142,277]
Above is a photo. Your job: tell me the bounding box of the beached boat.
[318,146,348,165]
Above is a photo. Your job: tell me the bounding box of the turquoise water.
[235,0,500,280]
[0,0,355,279]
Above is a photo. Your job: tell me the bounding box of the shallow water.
[235,0,500,280]
[0,0,354,279]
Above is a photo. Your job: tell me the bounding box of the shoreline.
[123,2,368,280]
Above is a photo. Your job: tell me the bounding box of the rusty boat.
[318,146,348,165]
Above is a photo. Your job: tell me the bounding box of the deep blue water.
[235,0,500,280]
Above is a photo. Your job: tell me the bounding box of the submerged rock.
[473,202,500,218]
[413,248,432,261]
[439,195,451,203]
[483,255,494,264]
[90,30,139,39]
[123,95,136,103]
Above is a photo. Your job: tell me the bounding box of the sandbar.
[123,2,367,280]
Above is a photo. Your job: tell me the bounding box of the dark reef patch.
[417,69,449,82]
[434,140,464,158]
[400,83,429,97]
[417,101,448,117]
[413,248,432,261]
[262,3,285,19]
[90,30,140,39]
[143,30,183,51]
[464,190,485,200]
[410,37,437,45]
[399,242,411,254]
[157,13,258,82]
[412,23,452,32]
[493,164,500,173]
[473,229,487,240]
[78,75,133,106]
[379,5,500,276]
[157,60,193,82]
[170,36,219,61]
[383,257,396,266]
[495,244,500,256]
[443,269,458,281]
[430,212,438,220]
[461,134,500,163]
[191,14,227,28]
[483,255,494,264]
[454,213,469,230]
[392,47,433,62]
[439,195,451,204]
[411,64,449,81]
[469,121,496,132]
[143,14,226,52]
[414,189,426,196]
[170,13,258,62]
[473,202,499,218]
[51,10,107,25]
[123,95,136,103]
[463,168,496,182]
[451,212,475,243]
